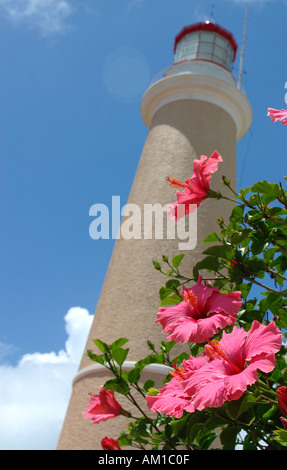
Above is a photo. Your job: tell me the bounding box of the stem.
[125,392,178,451]
[267,267,287,282]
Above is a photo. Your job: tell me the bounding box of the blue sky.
[0,0,286,450]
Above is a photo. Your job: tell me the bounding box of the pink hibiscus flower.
[166,150,223,221]
[156,276,242,343]
[83,386,123,424]
[267,108,287,125]
[146,356,208,418]
[182,321,282,410]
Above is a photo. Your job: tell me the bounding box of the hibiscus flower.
[166,150,223,221]
[146,356,208,418]
[156,276,242,343]
[83,386,123,424]
[182,321,282,410]
[267,108,287,125]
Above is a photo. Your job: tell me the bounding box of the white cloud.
[0,0,74,36]
[0,307,93,450]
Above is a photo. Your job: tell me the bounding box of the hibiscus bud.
[146,387,159,396]
[280,417,287,430]
[152,259,161,270]
[101,437,121,450]
[162,255,169,262]
[277,386,287,416]
[207,189,222,199]
[217,217,224,229]
[222,175,231,186]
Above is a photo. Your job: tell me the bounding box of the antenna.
[209,3,215,22]
[237,7,248,90]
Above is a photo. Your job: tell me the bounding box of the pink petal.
[267,107,287,123]
[205,290,242,317]
[243,321,282,362]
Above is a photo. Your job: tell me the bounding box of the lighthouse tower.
[57,21,252,450]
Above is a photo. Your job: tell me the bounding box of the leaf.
[110,338,129,351]
[86,350,107,366]
[202,244,234,260]
[202,232,221,243]
[220,425,241,450]
[127,367,141,384]
[103,378,130,395]
[252,180,281,198]
[135,353,165,372]
[160,293,182,306]
[171,253,185,269]
[225,393,259,420]
[193,256,222,280]
[273,429,287,447]
[93,339,108,353]
[112,348,129,367]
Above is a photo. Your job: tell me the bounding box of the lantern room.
[173,21,238,71]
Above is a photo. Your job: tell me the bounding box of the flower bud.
[222,175,231,186]
[152,259,161,270]
[101,437,121,450]
[277,386,287,416]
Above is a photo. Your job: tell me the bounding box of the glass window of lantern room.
[197,31,215,61]
[177,32,199,61]
[215,34,227,48]
[226,45,234,70]
[214,45,226,59]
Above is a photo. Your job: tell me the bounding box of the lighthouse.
[57,21,252,450]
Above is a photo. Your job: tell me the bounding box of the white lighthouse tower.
[57,21,252,450]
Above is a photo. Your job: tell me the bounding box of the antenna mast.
[237,8,248,90]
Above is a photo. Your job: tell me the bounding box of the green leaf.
[273,429,287,447]
[160,293,182,306]
[202,232,221,243]
[110,338,129,351]
[220,425,241,450]
[103,378,130,395]
[93,339,109,353]
[252,180,281,198]
[127,367,141,384]
[112,348,129,367]
[171,253,185,269]
[202,244,234,260]
[193,256,222,280]
[86,350,107,366]
[135,353,165,372]
[142,380,155,393]
[225,393,259,420]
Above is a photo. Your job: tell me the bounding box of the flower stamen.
[206,339,242,374]
[170,363,187,381]
[166,176,187,189]
[183,290,198,309]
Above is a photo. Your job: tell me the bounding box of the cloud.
[0,307,93,450]
[0,0,74,36]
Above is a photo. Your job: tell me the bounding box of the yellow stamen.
[166,176,186,189]
[205,339,242,374]
[170,364,187,381]
[183,290,198,309]
[205,340,226,360]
